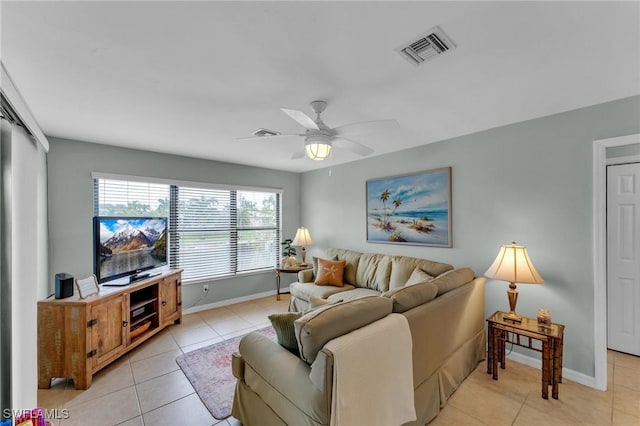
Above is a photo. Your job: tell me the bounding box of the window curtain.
[1,62,50,413]
[0,117,13,416]
[0,109,48,413]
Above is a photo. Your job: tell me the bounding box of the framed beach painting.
[366,167,452,247]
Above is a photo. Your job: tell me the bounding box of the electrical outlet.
[203,284,209,293]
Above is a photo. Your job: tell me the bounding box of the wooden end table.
[275,265,312,300]
[486,310,565,399]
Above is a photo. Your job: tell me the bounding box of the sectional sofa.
[232,248,486,425]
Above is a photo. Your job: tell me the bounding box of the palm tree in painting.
[379,189,403,231]
[381,198,403,231]
[378,189,390,229]
[380,189,390,205]
[392,198,402,214]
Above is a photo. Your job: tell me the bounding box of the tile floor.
[38,294,640,426]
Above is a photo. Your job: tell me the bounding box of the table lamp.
[484,241,543,323]
[291,227,313,266]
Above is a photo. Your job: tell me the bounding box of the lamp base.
[503,312,522,323]
[505,283,522,323]
[300,247,307,267]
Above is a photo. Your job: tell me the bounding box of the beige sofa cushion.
[294,296,392,364]
[432,268,475,296]
[326,288,380,304]
[382,282,438,313]
[389,256,454,290]
[355,253,392,292]
[290,282,355,302]
[309,296,331,309]
[326,248,362,286]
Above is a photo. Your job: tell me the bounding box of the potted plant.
[280,239,297,268]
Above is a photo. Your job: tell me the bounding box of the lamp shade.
[484,242,543,284]
[291,227,313,246]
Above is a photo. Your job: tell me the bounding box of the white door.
[607,162,640,355]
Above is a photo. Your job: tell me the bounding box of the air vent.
[251,128,280,137]
[396,26,456,66]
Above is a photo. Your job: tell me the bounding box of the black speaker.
[55,273,74,299]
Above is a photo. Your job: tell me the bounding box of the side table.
[486,310,565,399]
[275,265,312,301]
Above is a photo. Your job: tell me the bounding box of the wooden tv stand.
[38,269,182,390]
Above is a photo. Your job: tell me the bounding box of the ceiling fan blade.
[332,137,374,157]
[291,147,306,159]
[236,134,303,142]
[333,119,399,137]
[280,108,319,130]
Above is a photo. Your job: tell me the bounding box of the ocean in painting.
[367,209,449,245]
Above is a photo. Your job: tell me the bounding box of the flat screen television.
[93,216,168,283]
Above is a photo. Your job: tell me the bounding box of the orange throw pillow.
[315,259,346,287]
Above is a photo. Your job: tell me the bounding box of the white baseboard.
[506,351,596,389]
[183,287,289,315]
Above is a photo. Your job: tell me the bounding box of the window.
[94,176,281,282]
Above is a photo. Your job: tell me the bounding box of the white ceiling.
[2,1,639,173]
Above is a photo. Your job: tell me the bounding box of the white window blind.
[94,179,170,217]
[236,190,279,272]
[94,177,280,283]
[171,186,233,280]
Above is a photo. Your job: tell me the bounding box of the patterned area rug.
[176,326,276,419]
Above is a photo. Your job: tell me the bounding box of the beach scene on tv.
[98,218,167,280]
[366,169,450,246]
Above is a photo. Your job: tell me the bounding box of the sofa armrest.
[403,277,486,386]
[238,332,331,422]
[231,351,244,380]
[298,269,314,282]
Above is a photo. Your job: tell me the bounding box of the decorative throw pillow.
[268,312,302,354]
[315,259,346,287]
[312,255,338,278]
[405,267,435,286]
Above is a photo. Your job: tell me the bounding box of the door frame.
[593,133,640,391]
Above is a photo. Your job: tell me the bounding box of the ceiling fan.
[238,100,399,161]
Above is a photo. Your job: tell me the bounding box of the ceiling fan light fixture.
[305,136,332,160]
[239,100,391,161]
[305,143,332,161]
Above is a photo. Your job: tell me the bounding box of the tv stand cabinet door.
[159,273,181,327]
[89,295,127,371]
[38,303,90,389]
